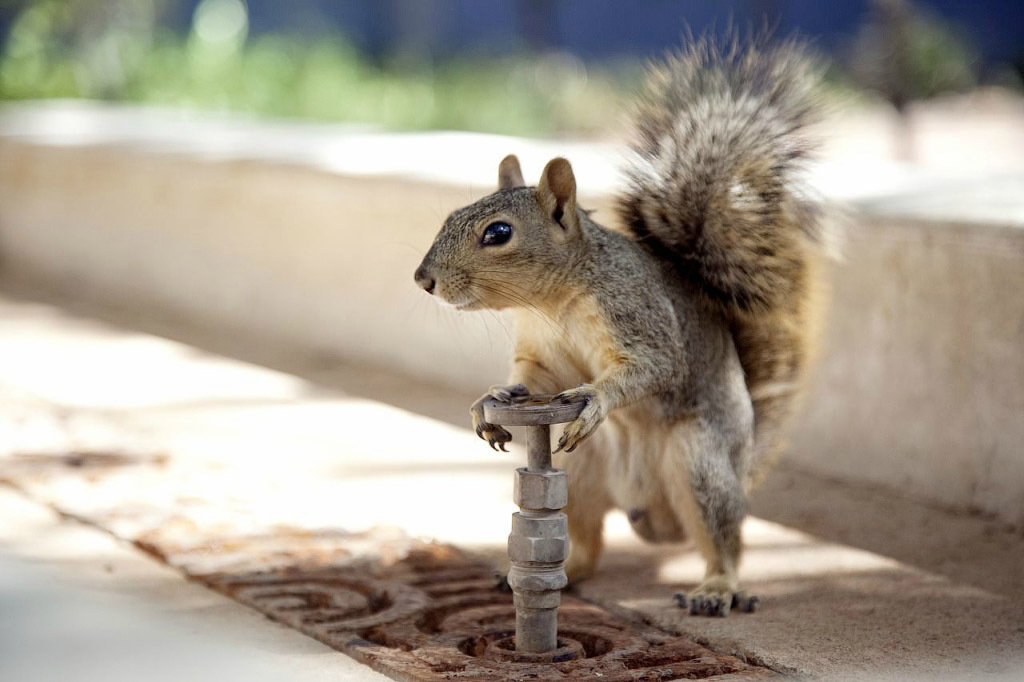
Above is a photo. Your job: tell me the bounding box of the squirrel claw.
[480,425,512,452]
[682,593,728,617]
[733,592,760,613]
[554,385,605,453]
[488,383,529,403]
[471,390,514,452]
[679,576,753,617]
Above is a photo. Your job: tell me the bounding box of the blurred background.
[0,2,1022,681]
[0,0,1022,136]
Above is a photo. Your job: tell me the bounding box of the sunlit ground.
[0,290,933,585]
[2,290,1023,681]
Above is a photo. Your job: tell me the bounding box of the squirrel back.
[616,39,827,469]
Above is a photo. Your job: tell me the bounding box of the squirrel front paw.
[487,383,529,402]
[470,384,529,451]
[554,384,607,453]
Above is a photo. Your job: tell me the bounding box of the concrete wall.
[0,138,509,390]
[789,216,1024,524]
[1,104,1021,525]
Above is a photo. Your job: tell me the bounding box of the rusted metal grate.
[198,546,776,680]
[1,452,777,680]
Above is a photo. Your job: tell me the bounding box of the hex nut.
[510,512,567,538]
[508,534,569,564]
[514,468,568,511]
[508,569,568,595]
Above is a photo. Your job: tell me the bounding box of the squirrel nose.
[414,265,436,295]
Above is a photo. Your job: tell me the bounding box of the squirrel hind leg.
[558,440,614,585]
[564,483,612,585]
[661,421,751,616]
[627,503,688,544]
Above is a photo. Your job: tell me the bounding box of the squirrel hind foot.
[674,588,759,617]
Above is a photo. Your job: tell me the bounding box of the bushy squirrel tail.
[617,37,828,476]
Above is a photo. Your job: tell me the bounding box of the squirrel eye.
[480,221,513,246]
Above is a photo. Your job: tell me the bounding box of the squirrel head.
[414,155,582,311]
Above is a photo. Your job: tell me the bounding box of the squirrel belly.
[415,38,828,612]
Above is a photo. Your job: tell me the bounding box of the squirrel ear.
[537,157,578,231]
[498,154,525,189]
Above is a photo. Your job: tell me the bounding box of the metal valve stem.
[482,394,586,654]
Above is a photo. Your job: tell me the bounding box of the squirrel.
[414,38,828,617]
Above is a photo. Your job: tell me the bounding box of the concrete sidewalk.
[1,288,1022,680]
[0,491,389,682]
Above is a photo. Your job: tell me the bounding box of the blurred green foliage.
[896,13,976,97]
[0,0,629,136]
[0,0,993,136]
[848,0,979,105]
